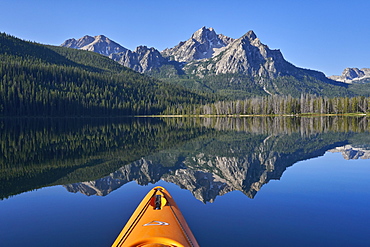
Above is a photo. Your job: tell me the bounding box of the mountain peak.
[245,30,257,40]
[94,34,108,41]
[329,67,370,83]
[135,45,157,53]
[162,27,234,62]
[61,34,127,56]
[343,68,365,79]
[191,26,217,42]
[61,35,95,49]
[82,35,92,38]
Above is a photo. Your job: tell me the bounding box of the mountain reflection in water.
[1,117,369,201]
[64,134,370,203]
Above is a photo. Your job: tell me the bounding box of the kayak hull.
[112,186,199,247]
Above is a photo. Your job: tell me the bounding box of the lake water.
[0,117,369,247]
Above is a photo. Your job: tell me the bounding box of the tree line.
[166,94,370,115]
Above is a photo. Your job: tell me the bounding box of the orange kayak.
[112,186,199,247]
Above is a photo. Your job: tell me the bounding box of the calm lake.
[1,117,369,247]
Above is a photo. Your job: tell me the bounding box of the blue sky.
[1,0,369,76]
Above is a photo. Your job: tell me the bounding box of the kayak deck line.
[112,186,199,247]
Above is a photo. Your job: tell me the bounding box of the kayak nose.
[150,188,167,210]
[112,186,199,247]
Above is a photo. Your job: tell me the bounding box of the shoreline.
[0,113,368,119]
[135,113,368,118]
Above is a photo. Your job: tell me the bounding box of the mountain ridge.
[60,27,355,98]
[60,27,328,80]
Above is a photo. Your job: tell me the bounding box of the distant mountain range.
[61,27,326,79]
[329,68,370,84]
[63,30,369,88]
[61,27,361,98]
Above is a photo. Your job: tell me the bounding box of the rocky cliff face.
[329,68,370,83]
[61,35,128,56]
[109,46,168,73]
[161,26,234,62]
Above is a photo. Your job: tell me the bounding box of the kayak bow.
[112,186,199,247]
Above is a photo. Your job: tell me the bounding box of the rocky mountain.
[184,30,308,79]
[61,35,128,56]
[60,28,354,98]
[59,29,331,81]
[161,26,234,62]
[61,35,171,73]
[329,68,370,83]
[58,29,335,83]
[179,29,344,97]
[109,45,168,73]
[160,28,348,98]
